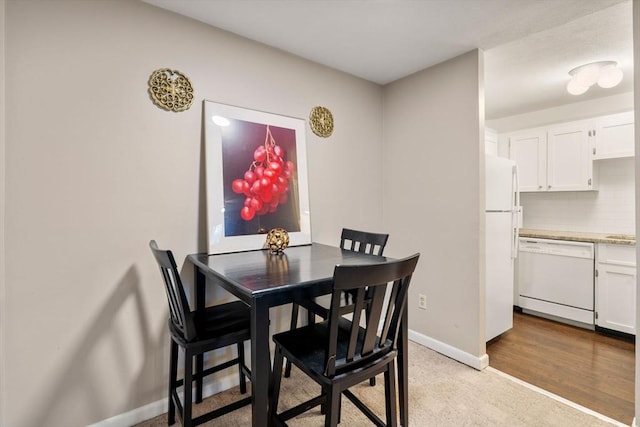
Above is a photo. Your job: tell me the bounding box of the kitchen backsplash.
[521,157,635,235]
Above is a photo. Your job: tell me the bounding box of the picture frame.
[204,101,311,254]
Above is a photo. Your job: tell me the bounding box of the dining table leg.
[194,266,206,403]
[251,296,271,427]
[398,307,408,426]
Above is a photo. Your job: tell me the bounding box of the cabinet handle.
[593,147,596,155]
[588,178,592,186]
[547,185,551,189]
[588,130,592,137]
[538,185,543,190]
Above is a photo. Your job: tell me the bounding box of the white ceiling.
[142,0,633,119]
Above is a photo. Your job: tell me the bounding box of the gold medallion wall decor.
[309,106,334,137]
[148,68,194,112]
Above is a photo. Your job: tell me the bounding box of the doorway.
[482,2,635,424]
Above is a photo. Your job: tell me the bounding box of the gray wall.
[382,51,485,359]
[0,1,487,426]
[2,1,384,425]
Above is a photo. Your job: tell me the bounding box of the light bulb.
[567,78,589,95]
[574,63,600,87]
[597,65,623,88]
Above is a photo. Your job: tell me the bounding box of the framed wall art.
[204,101,311,254]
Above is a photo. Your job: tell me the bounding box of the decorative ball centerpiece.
[266,228,290,253]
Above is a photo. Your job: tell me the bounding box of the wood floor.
[487,311,635,425]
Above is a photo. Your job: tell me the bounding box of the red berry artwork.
[230,125,295,221]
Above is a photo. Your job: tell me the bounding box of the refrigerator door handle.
[512,164,520,259]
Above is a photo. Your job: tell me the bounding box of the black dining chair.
[269,253,420,427]
[285,228,389,384]
[149,240,252,427]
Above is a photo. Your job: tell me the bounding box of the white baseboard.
[408,328,489,370]
[87,375,237,427]
[87,399,167,427]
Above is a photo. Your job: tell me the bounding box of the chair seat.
[170,301,251,349]
[193,301,251,339]
[273,317,392,380]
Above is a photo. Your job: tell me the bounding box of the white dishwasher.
[518,237,595,326]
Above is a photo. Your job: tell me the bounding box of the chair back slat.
[149,240,197,341]
[340,228,389,256]
[162,268,184,325]
[324,253,420,378]
[345,288,366,361]
[361,284,387,354]
[379,280,400,344]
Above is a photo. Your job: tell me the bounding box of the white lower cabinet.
[595,244,636,335]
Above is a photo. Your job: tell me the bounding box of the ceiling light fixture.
[566,61,624,95]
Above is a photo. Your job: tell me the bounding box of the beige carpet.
[136,341,623,426]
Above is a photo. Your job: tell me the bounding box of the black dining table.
[188,242,410,427]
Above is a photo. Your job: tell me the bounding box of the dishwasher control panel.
[519,238,594,259]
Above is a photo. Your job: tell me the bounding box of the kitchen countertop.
[519,228,636,246]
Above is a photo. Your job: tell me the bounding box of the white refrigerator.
[485,154,521,341]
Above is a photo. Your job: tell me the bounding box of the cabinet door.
[509,130,546,192]
[547,122,594,191]
[594,111,634,159]
[596,263,636,335]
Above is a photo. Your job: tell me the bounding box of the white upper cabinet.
[509,129,547,192]
[506,110,635,193]
[547,120,594,192]
[508,121,595,192]
[593,111,635,160]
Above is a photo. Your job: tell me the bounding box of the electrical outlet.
[418,294,427,309]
